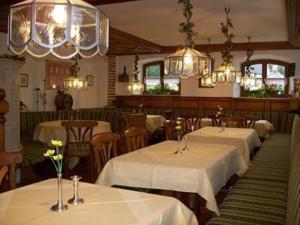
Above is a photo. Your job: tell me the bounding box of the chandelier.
[212,8,241,83]
[64,55,87,90]
[200,38,216,88]
[241,36,256,89]
[164,0,210,79]
[8,0,109,59]
[128,54,144,95]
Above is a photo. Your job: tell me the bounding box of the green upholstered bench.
[20,138,46,168]
[206,115,300,225]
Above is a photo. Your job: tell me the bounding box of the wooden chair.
[90,132,120,176]
[116,113,147,135]
[242,115,258,128]
[0,151,23,189]
[124,127,147,152]
[217,116,246,128]
[164,120,177,140]
[61,120,98,178]
[181,115,202,132]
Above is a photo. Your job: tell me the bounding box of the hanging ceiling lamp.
[164,0,210,79]
[8,0,109,59]
[64,55,87,90]
[128,54,144,95]
[212,8,241,84]
[200,38,216,88]
[241,36,256,89]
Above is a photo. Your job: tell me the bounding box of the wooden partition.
[116,95,299,112]
[0,89,8,152]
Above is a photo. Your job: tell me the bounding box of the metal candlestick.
[68,175,84,205]
[182,135,190,151]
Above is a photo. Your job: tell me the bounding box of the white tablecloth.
[146,115,166,133]
[33,120,112,145]
[0,179,198,225]
[187,127,262,164]
[97,140,248,216]
[201,118,274,138]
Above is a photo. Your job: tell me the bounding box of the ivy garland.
[220,8,234,65]
[0,53,25,62]
[133,54,139,81]
[245,36,254,75]
[178,0,197,48]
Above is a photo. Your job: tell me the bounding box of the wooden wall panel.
[116,95,299,112]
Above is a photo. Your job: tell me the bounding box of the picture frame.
[20,74,28,87]
[45,60,72,90]
[86,75,93,86]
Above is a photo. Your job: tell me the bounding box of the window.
[143,61,180,95]
[241,59,294,97]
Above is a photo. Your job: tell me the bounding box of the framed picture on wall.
[20,74,28,87]
[45,60,72,90]
[86,75,93,86]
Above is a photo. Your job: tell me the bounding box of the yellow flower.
[175,125,181,130]
[53,154,63,161]
[44,149,55,157]
[51,140,63,147]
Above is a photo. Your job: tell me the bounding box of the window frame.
[142,60,181,95]
[240,59,290,97]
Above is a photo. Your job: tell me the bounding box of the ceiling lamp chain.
[212,8,241,84]
[128,54,144,95]
[8,0,109,59]
[164,0,211,79]
[64,55,87,90]
[241,36,256,88]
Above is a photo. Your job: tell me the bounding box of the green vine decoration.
[178,0,197,48]
[70,55,81,76]
[220,8,234,65]
[133,54,139,81]
[0,54,25,62]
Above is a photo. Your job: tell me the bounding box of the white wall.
[116,49,300,97]
[1,32,108,111]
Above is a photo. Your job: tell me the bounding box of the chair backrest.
[242,115,258,128]
[164,120,177,140]
[181,115,202,132]
[124,127,147,152]
[116,113,147,135]
[90,132,120,175]
[61,120,98,153]
[0,152,23,189]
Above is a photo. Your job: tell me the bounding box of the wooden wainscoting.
[115,95,299,112]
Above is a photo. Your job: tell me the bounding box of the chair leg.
[9,164,16,189]
[90,156,94,182]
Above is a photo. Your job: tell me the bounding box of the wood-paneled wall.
[116,95,300,112]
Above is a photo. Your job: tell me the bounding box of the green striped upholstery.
[286,137,300,224]
[20,138,46,167]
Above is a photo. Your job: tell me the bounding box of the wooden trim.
[115,95,298,112]
[0,89,8,152]
[161,42,300,54]
[286,0,300,46]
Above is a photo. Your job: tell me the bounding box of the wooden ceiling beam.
[286,0,300,46]
[160,41,300,54]
[0,0,139,7]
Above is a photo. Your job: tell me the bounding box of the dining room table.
[97,140,248,216]
[187,126,262,164]
[33,120,112,145]
[200,118,274,138]
[145,115,166,133]
[0,179,198,225]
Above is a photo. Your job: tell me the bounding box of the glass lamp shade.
[164,47,211,79]
[213,64,241,83]
[64,75,87,90]
[241,74,256,89]
[127,80,144,95]
[201,74,215,88]
[8,0,109,59]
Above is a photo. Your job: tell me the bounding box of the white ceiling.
[99,0,288,46]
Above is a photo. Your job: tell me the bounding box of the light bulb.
[52,5,67,25]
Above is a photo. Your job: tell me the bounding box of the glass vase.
[51,173,68,212]
[174,135,182,155]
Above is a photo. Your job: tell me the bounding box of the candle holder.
[68,175,84,206]
[182,135,190,151]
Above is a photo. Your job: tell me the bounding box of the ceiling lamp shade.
[8,0,109,59]
[213,64,241,83]
[64,55,87,90]
[164,47,210,79]
[164,0,210,79]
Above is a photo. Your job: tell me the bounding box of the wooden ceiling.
[0,0,299,55]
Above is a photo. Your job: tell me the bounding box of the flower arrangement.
[44,140,64,174]
[244,84,284,97]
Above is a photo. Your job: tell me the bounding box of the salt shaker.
[68,175,84,205]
